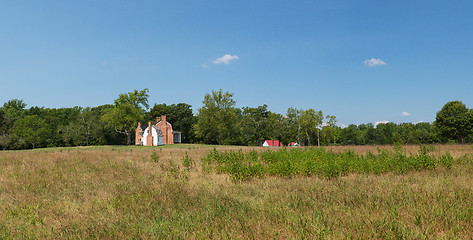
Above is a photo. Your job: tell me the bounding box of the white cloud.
[401,112,410,117]
[364,58,387,67]
[413,120,425,124]
[339,123,348,128]
[375,120,390,126]
[212,54,239,64]
[201,64,208,68]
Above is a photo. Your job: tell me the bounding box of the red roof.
[264,140,282,147]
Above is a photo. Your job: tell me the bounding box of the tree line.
[1,89,472,150]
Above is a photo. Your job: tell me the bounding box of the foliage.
[181,151,193,171]
[2,93,473,150]
[12,115,48,149]
[239,105,271,146]
[194,89,239,145]
[150,151,160,163]
[201,145,455,181]
[102,89,149,145]
[300,109,324,146]
[434,100,473,143]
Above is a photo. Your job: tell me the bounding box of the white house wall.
[142,127,149,146]
[152,127,158,146]
[142,127,163,146]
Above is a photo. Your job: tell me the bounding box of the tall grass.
[1,145,472,238]
[202,145,462,181]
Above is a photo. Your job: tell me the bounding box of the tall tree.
[434,100,473,143]
[323,115,338,145]
[286,108,303,144]
[300,109,324,146]
[240,105,271,146]
[12,115,48,149]
[339,124,359,145]
[0,109,10,150]
[267,112,287,144]
[1,99,27,150]
[194,89,238,145]
[102,89,149,145]
[2,99,26,128]
[78,107,99,146]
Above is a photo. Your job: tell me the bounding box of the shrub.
[181,152,193,171]
[200,146,460,180]
[150,151,159,163]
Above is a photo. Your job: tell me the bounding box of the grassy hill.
[1,144,473,238]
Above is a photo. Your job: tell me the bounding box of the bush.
[181,152,193,171]
[201,146,459,180]
[150,151,159,163]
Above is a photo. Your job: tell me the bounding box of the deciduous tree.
[434,100,473,143]
[194,89,238,145]
[102,89,149,145]
[300,109,324,146]
[12,115,48,149]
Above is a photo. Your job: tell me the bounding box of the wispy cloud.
[413,120,425,124]
[375,120,390,126]
[364,58,387,67]
[212,54,239,64]
[401,112,410,117]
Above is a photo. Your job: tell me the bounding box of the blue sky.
[1,1,473,126]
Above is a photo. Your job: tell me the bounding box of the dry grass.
[325,144,473,158]
[0,144,472,239]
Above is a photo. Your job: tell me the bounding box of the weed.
[181,152,193,171]
[201,146,459,180]
[150,151,159,163]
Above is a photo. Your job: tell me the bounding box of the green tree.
[2,99,26,129]
[300,109,324,146]
[240,105,271,146]
[0,109,11,150]
[1,99,27,149]
[78,107,99,146]
[267,112,287,145]
[434,101,473,144]
[286,108,303,144]
[92,104,126,145]
[58,107,99,146]
[323,115,338,145]
[339,124,359,145]
[194,89,238,145]
[376,122,396,144]
[12,115,48,149]
[102,89,150,145]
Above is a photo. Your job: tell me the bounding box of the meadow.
[1,144,473,239]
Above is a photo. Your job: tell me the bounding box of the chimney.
[138,122,141,127]
[148,122,152,134]
[161,115,166,123]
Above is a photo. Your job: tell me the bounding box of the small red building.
[262,140,282,147]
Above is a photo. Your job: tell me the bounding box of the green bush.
[201,146,461,180]
[150,151,159,163]
[181,152,193,171]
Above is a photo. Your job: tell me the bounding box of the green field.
[1,144,473,239]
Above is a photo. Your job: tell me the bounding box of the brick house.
[135,115,182,146]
